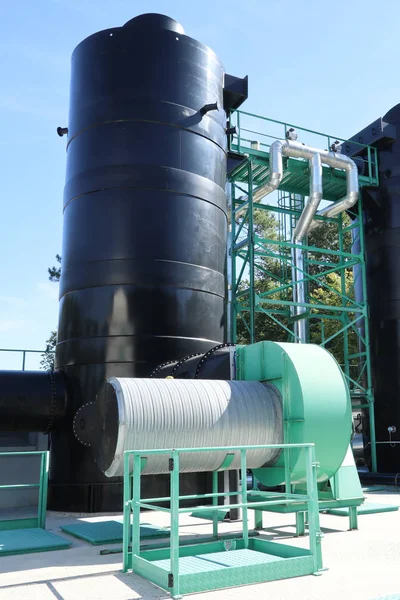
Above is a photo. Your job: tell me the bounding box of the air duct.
[243,139,358,342]
[291,152,323,342]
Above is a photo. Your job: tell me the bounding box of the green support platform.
[227,109,378,473]
[326,503,399,517]
[123,443,323,599]
[61,520,169,545]
[0,528,70,556]
[0,451,71,555]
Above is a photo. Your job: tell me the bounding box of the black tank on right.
[358,104,400,471]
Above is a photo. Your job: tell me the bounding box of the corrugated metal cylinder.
[96,378,283,477]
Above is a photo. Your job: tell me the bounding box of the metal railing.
[123,442,322,598]
[0,348,54,371]
[0,450,49,530]
[229,109,379,187]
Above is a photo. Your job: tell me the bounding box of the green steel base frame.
[0,450,49,531]
[61,520,169,545]
[227,109,378,472]
[123,443,323,599]
[0,528,70,556]
[0,450,71,555]
[326,503,399,517]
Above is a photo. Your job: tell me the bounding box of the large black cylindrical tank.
[363,103,400,472]
[52,13,230,510]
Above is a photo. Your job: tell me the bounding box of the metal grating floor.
[0,528,70,556]
[61,520,169,545]
[153,549,285,575]
[326,503,399,516]
[189,509,228,521]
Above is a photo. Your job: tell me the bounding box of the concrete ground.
[0,488,399,600]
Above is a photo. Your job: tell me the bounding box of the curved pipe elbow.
[310,156,359,226]
[293,153,323,242]
[252,140,283,203]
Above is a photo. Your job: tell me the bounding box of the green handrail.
[0,451,49,530]
[123,442,323,597]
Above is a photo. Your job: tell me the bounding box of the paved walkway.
[0,489,399,600]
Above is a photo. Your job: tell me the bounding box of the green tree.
[236,209,290,345]
[40,255,61,370]
[235,208,357,367]
[307,215,357,365]
[48,254,61,282]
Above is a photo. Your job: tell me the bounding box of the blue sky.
[1,0,399,369]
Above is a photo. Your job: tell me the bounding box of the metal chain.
[72,402,94,447]
[44,370,57,434]
[170,353,203,377]
[149,360,177,378]
[194,343,235,379]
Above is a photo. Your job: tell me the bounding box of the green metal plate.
[61,520,168,545]
[189,509,228,521]
[153,548,285,573]
[326,503,399,516]
[0,528,70,556]
[136,538,315,596]
[362,485,387,492]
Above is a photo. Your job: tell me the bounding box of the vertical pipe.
[339,215,350,383]
[240,449,248,548]
[132,454,141,561]
[122,452,131,572]
[248,161,255,344]
[226,196,233,344]
[231,186,237,344]
[212,471,218,538]
[292,153,323,343]
[306,445,323,572]
[37,453,43,528]
[41,451,49,529]
[170,451,180,599]
[22,351,26,371]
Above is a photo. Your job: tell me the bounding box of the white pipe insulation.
[291,152,323,343]
[244,139,359,343]
[99,378,283,477]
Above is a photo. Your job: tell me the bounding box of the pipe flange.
[73,402,99,447]
[195,343,235,379]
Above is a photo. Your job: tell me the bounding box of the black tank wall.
[52,13,229,511]
[0,371,66,432]
[364,103,400,472]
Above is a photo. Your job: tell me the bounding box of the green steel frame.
[0,450,49,531]
[227,110,377,472]
[123,443,322,599]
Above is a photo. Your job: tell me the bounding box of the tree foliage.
[48,254,61,282]
[235,208,357,367]
[40,330,57,371]
[40,254,61,370]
